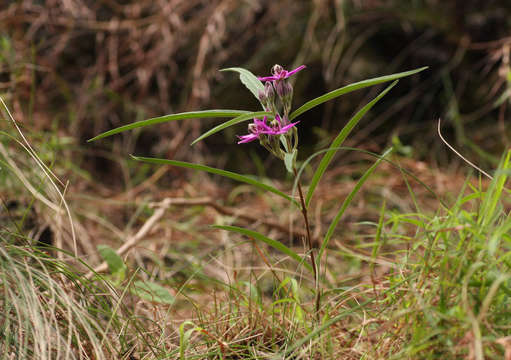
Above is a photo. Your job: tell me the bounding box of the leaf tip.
[412,66,429,74]
[87,134,103,142]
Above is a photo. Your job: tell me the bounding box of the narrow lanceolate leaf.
[305,80,398,207]
[221,67,265,104]
[290,67,428,120]
[88,109,250,142]
[132,156,299,207]
[191,111,273,145]
[318,148,393,262]
[213,225,312,272]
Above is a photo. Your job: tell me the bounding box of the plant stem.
[293,167,321,321]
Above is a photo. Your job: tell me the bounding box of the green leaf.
[479,149,511,229]
[132,156,299,207]
[88,109,250,142]
[305,80,398,207]
[97,244,126,281]
[213,225,312,272]
[221,67,265,104]
[284,150,297,174]
[318,148,392,262]
[290,67,428,120]
[191,111,273,145]
[131,280,175,305]
[179,321,199,360]
[279,277,411,359]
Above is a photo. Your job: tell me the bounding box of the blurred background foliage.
[1,0,511,184]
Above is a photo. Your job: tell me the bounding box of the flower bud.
[264,81,275,102]
[258,89,266,103]
[275,80,293,99]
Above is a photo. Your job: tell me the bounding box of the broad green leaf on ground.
[97,244,127,281]
[221,67,265,104]
[191,111,273,145]
[130,280,175,305]
[289,67,428,120]
[305,80,398,207]
[132,156,299,207]
[318,148,392,262]
[213,225,312,272]
[88,109,250,142]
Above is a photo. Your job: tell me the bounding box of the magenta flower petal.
[279,121,299,133]
[258,65,306,81]
[237,134,259,144]
[252,117,273,133]
[258,75,278,81]
[286,65,306,77]
[270,121,299,135]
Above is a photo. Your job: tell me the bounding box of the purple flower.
[258,65,306,82]
[237,115,299,144]
[272,114,299,134]
[237,117,272,144]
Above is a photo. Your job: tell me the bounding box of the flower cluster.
[237,114,298,144]
[237,64,305,162]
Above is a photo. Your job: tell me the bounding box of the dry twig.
[86,196,311,278]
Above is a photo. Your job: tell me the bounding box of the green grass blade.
[305,80,398,207]
[131,156,299,207]
[179,321,197,360]
[289,67,427,121]
[278,276,411,359]
[479,149,511,228]
[88,109,250,142]
[318,148,392,262]
[370,199,387,276]
[190,111,273,145]
[213,225,312,272]
[221,67,265,103]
